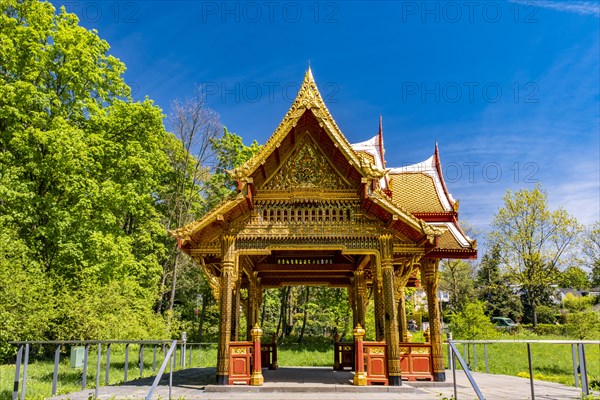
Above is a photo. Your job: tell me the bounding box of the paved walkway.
[52,367,593,400]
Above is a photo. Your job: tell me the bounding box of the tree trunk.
[298,287,310,343]
[168,254,180,313]
[286,287,294,336]
[155,266,168,313]
[197,295,207,342]
[276,287,287,337]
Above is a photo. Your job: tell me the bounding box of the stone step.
[205,384,416,393]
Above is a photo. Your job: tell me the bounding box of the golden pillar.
[250,324,264,386]
[231,272,241,341]
[354,269,366,328]
[420,259,445,382]
[379,235,402,386]
[352,324,367,386]
[398,289,408,342]
[246,279,255,340]
[350,277,358,330]
[216,235,236,385]
[372,256,385,342]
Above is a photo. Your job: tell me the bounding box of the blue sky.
[50,0,599,244]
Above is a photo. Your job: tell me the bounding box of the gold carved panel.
[263,136,352,190]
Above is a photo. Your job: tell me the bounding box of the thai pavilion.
[172,68,477,386]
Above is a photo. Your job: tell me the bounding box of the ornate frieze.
[263,136,353,191]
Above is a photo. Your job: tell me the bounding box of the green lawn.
[1,335,598,399]
[0,343,219,400]
[449,336,600,388]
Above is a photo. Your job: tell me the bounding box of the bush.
[566,311,600,339]
[536,305,558,324]
[532,324,567,336]
[449,301,498,340]
[562,292,594,312]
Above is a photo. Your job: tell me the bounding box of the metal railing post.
[451,346,458,400]
[527,343,535,400]
[189,344,193,366]
[12,344,23,400]
[473,343,478,370]
[145,340,177,400]
[124,343,129,381]
[170,347,175,399]
[447,339,485,400]
[484,343,489,373]
[105,343,111,386]
[95,343,102,400]
[578,343,589,396]
[52,344,61,396]
[153,346,157,372]
[447,332,453,370]
[20,343,29,400]
[82,344,90,389]
[571,344,579,388]
[140,344,145,378]
[181,331,187,368]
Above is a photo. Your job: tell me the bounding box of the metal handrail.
[451,339,600,344]
[145,340,177,400]
[9,339,218,400]
[448,339,596,398]
[448,338,485,400]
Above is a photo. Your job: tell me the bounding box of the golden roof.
[172,69,476,258]
[390,173,445,213]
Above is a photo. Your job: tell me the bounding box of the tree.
[0,228,54,360]
[439,259,475,312]
[205,128,261,211]
[489,185,581,327]
[0,0,171,346]
[582,221,600,287]
[158,90,222,316]
[566,311,600,340]
[561,292,594,312]
[557,266,590,289]
[449,301,497,340]
[476,244,523,322]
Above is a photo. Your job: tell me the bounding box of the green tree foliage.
[582,221,600,287]
[0,229,54,360]
[0,0,171,357]
[557,266,590,289]
[439,259,475,312]
[561,292,594,312]
[476,244,523,321]
[258,287,352,342]
[489,185,581,326]
[205,128,261,210]
[157,92,221,318]
[448,301,498,340]
[534,305,557,324]
[566,311,600,340]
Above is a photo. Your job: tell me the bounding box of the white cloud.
[511,1,600,16]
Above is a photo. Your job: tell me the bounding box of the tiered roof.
[174,68,476,260]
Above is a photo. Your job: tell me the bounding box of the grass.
[1,334,598,399]
[0,343,219,400]
[447,333,600,388]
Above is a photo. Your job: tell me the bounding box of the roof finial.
[305,64,315,83]
[378,115,385,167]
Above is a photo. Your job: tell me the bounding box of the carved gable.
[262,136,353,190]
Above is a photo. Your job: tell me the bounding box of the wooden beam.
[255,263,354,272]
